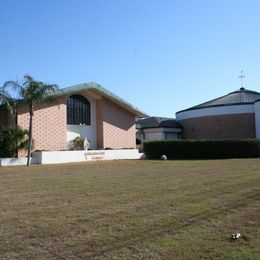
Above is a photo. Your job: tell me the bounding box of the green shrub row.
[0,126,28,158]
[143,139,260,159]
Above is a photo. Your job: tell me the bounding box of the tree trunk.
[27,105,33,166]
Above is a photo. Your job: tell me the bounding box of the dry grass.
[0,159,259,259]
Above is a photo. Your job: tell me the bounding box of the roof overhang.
[51,82,148,118]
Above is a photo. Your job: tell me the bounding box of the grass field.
[0,159,259,259]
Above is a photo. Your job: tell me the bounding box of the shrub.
[73,136,84,150]
[0,126,29,158]
[143,139,260,159]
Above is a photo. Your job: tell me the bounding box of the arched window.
[67,94,91,125]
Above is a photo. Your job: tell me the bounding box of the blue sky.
[1,0,260,117]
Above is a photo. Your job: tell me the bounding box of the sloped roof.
[177,87,260,114]
[136,116,181,129]
[51,82,147,117]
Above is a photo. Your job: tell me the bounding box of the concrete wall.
[33,149,141,164]
[0,157,39,166]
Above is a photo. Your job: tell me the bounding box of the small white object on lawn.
[161,155,167,161]
[231,233,241,240]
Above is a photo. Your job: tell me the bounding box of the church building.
[0,82,146,153]
[137,86,260,142]
[176,87,260,139]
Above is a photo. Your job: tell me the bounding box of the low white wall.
[34,151,87,164]
[0,157,39,166]
[32,149,142,165]
[103,149,141,160]
[1,149,143,166]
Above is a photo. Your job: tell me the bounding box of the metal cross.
[238,70,245,89]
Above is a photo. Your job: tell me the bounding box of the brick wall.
[96,99,104,148]
[17,97,67,153]
[179,113,255,139]
[96,97,136,149]
[15,94,136,156]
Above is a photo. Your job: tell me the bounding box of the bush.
[73,136,84,150]
[143,139,260,159]
[0,126,29,158]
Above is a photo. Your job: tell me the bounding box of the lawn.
[0,159,259,259]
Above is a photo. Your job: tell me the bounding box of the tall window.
[67,94,91,125]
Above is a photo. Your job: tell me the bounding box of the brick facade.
[179,113,256,139]
[17,96,67,153]
[96,97,136,149]
[15,93,136,156]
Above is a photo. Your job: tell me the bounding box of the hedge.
[143,139,260,159]
[0,126,28,158]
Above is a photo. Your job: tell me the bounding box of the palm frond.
[0,90,17,115]
[2,80,24,99]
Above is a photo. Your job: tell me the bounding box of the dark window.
[67,94,91,125]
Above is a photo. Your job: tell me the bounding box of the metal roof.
[136,116,181,129]
[176,87,260,114]
[51,82,147,117]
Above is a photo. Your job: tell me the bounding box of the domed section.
[177,88,260,114]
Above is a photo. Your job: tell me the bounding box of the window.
[165,132,177,140]
[67,94,91,125]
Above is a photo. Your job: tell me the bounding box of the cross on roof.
[238,70,245,89]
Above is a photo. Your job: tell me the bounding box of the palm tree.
[0,75,58,165]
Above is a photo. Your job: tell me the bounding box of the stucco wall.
[17,96,67,152]
[96,97,136,149]
[179,113,256,139]
[176,104,255,121]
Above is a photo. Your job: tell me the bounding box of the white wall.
[32,149,142,164]
[144,130,164,141]
[0,157,39,166]
[141,127,180,141]
[176,104,255,120]
[164,132,178,139]
[67,95,97,149]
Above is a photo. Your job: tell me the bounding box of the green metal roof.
[51,82,147,117]
[136,116,181,129]
[176,87,260,114]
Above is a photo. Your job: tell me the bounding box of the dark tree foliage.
[144,139,260,159]
[0,126,28,158]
